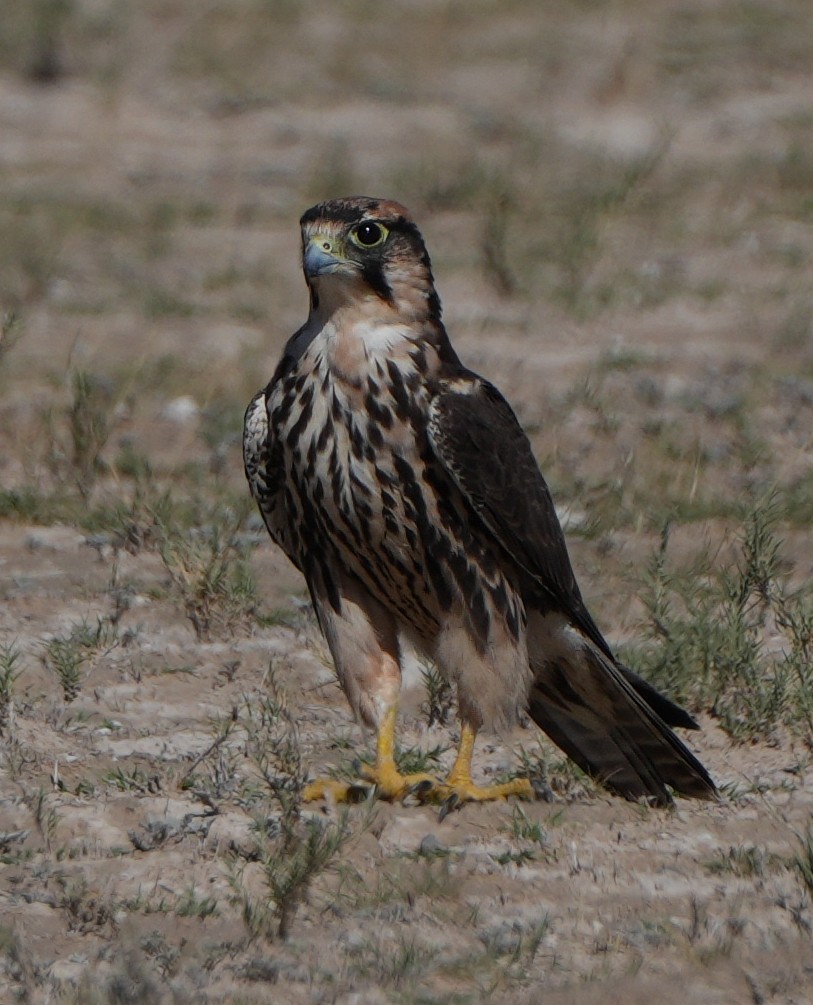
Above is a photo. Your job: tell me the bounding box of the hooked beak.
[303,236,346,279]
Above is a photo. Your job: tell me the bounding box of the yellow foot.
[302,772,541,812]
[358,761,440,801]
[414,723,546,817]
[428,775,538,819]
[302,768,440,804]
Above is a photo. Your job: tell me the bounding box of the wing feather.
[428,375,610,655]
[428,373,715,802]
[243,387,299,566]
[530,643,716,802]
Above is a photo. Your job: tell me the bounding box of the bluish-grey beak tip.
[303,242,340,279]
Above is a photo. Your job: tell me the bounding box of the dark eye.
[353,221,387,247]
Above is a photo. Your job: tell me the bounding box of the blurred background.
[3,7,813,999]
[1,0,812,575]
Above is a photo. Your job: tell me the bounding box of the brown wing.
[243,386,300,569]
[428,375,611,654]
[428,374,716,803]
[426,373,699,727]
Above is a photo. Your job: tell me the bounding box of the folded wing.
[427,374,716,803]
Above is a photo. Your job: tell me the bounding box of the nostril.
[321,241,331,251]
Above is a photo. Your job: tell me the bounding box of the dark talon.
[409,779,436,798]
[347,783,372,803]
[438,792,461,822]
[531,777,555,802]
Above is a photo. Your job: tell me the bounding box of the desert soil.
[1,3,813,1003]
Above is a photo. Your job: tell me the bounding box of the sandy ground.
[2,2,813,1002]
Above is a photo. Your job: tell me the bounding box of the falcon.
[244,196,716,809]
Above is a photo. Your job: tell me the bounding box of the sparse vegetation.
[41,616,119,703]
[704,844,784,878]
[540,142,670,313]
[517,742,598,802]
[29,787,59,854]
[228,669,364,941]
[175,882,218,919]
[0,312,23,366]
[507,805,549,851]
[622,501,813,742]
[396,742,448,778]
[179,709,240,797]
[156,502,259,641]
[104,765,161,794]
[0,644,22,738]
[347,933,441,991]
[66,369,115,499]
[793,823,813,898]
[420,660,454,727]
[2,1,813,1001]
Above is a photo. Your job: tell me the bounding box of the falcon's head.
[299,196,442,323]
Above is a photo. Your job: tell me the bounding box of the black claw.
[347,783,372,803]
[530,777,555,802]
[409,779,436,799]
[438,792,461,822]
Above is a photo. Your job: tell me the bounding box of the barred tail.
[528,641,717,805]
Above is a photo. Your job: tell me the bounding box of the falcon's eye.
[351,221,388,249]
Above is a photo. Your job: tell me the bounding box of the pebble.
[161,396,200,423]
[419,833,444,856]
[24,527,84,552]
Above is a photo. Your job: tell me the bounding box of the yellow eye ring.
[350,221,388,249]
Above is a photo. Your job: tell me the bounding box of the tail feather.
[529,643,716,805]
[617,664,699,731]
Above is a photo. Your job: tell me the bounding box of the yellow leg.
[357,706,439,799]
[436,723,535,811]
[303,706,439,804]
[303,715,537,810]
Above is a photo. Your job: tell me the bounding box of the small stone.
[238,957,280,982]
[339,930,367,954]
[161,396,199,423]
[24,527,84,552]
[481,920,523,955]
[419,833,444,856]
[48,958,85,989]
